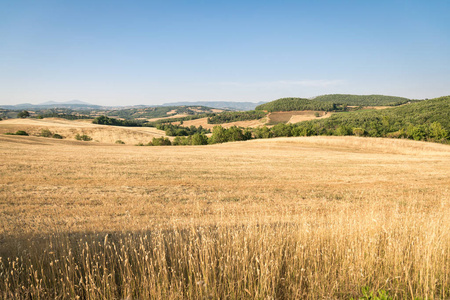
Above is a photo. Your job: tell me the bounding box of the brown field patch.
[268,110,331,124]
[146,114,189,122]
[0,118,166,144]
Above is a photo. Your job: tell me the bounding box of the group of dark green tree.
[207,110,266,124]
[254,95,414,113]
[140,126,252,146]
[155,124,210,136]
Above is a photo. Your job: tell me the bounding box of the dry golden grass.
[178,117,267,129]
[0,118,166,144]
[146,114,189,122]
[268,111,332,124]
[1,135,450,298]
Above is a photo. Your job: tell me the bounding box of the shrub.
[352,128,365,137]
[173,136,191,146]
[75,134,92,141]
[148,137,172,146]
[115,140,125,144]
[40,129,53,137]
[52,134,63,139]
[15,130,29,136]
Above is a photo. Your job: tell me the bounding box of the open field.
[268,111,332,124]
[177,116,267,129]
[1,135,450,298]
[0,118,166,144]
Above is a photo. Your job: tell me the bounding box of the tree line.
[207,111,266,124]
[255,98,340,112]
[312,94,412,106]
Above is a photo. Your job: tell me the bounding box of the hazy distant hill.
[162,101,266,111]
[1,100,102,110]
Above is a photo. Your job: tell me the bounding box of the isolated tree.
[17,110,30,118]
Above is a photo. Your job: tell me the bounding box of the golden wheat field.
[0,118,166,144]
[1,133,450,299]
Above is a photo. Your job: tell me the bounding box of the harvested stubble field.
[267,111,331,125]
[0,118,166,144]
[1,134,450,299]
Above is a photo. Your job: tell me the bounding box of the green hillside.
[259,96,449,142]
[313,94,411,106]
[255,98,338,112]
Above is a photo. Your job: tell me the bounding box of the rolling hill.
[312,94,412,106]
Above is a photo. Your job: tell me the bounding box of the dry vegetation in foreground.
[1,135,450,299]
[0,118,166,144]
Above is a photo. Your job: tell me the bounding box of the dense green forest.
[253,96,449,142]
[255,94,415,113]
[255,98,340,112]
[207,110,266,124]
[313,94,412,106]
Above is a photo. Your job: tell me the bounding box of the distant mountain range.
[0,100,266,111]
[0,100,102,110]
[162,101,267,111]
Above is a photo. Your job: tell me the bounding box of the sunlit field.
[1,135,449,299]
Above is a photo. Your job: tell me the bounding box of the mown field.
[1,135,450,299]
[0,118,166,144]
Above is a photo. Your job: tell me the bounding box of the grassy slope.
[0,118,166,144]
[1,136,450,298]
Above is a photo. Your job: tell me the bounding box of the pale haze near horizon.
[1,0,449,106]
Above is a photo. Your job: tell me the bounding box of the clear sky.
[1,0,449,106]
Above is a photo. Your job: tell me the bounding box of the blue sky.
[1,0,449,106]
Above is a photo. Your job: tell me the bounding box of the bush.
[115,140,125,144]
[40,129,53,137]
[148,137,172,146]
[15,130,29,136]
[75,134,92,141]
[352,128,365,137]
[172,136,191,146]
[52,134,63,139]
[4,130,29,136]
